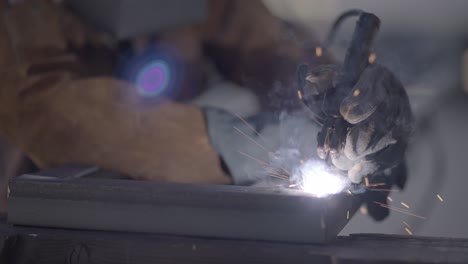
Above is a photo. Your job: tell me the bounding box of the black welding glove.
[298,63,414,220]
[202,63,413,221]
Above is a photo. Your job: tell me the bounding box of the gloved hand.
[298,62,414,220]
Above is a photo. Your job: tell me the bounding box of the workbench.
[2,167,468,263]
[1,216,467,264]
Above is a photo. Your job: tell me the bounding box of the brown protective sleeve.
[0,0,230,184]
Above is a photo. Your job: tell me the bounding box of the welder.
[0,0,412,220]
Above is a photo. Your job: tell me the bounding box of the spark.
[306,75,319,85]
[315,46,323,57]
[368,53,377,64]
[401,202,410,209]
[346,189,361,202]
[387,196,393,202]
[238,151,269,166]
[368,188,399,192]
[404,227,413,235]
[347,210,350,220]
[360,206,368,215]
[238,151,290,180]
[364,177,369,187]
[368,182,386,187]
[289,184,298,188]
[263,167,289,180]
[262,161,290,176]
[297,90,303,100]
[233,113,268,144]
[437,194,444,202]
[234,125,291,180]
[262,163,291,178]
[262,165,288,174]
[374,202,426,220]
[320,215,326,230]
[353,89,361,97]
[403,221,411,229]
[268,173,289,180]
[267,172,289,180]
[233,126,270,152]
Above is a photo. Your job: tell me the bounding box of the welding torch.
[298,11,381,190]
[318,11,380,158]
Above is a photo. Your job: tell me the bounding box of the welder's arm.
[0,0,308,188]
[0,0,232,184]
[0,0,307,187]
[0,0,297,187]
[0,75,232,185]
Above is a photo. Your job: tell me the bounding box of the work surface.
[1,220,467,264]
[7,171,359,244]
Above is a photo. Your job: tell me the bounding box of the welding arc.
[373,202,426,220]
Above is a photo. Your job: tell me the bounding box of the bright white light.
[295,160,350,198]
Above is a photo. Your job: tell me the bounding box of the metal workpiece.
[7,167,361,243]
